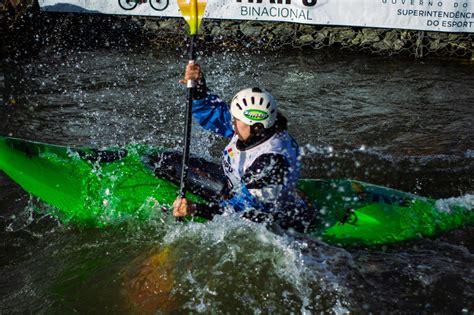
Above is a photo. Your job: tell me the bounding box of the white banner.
[39,0,474,33]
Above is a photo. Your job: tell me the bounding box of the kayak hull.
[0,136,472,246]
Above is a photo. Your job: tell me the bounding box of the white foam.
[435,194,474,214]
[162,215,352,312]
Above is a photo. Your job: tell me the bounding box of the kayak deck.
[0,137,199,226]
[0,136,472,246]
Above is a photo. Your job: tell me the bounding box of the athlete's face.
[232,118,251,141]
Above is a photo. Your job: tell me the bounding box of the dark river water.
[0,46,473,314]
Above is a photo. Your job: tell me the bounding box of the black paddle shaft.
[179,35,197,198]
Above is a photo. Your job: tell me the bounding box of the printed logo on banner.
[118,0,169,12]
[237,0,317,21]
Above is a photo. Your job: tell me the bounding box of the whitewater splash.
[435,194,474,214]
[140,215,353,313]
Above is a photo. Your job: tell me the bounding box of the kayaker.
[173,63,314,232]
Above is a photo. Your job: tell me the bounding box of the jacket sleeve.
[192,93,234,138]
[192,154,291,222]
[220,184,285,225]
[192,185,263,221]
[220,184,265,213]
[222,154,291,220]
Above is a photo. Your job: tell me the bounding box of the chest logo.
[226,147,235,158]
[244,109,269,121]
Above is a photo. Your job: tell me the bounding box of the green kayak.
[0,136,472,246]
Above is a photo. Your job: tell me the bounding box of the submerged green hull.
[0,136,472,246]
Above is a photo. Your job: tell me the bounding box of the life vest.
[221,130,300,204]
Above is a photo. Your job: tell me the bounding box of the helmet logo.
[243,109,269,121]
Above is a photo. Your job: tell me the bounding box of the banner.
[39,0,474,33]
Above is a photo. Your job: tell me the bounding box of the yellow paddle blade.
[177,0,207,35]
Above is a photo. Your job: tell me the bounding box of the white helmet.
[230,87,277,129]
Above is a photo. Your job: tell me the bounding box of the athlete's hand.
[179,62,201,85]
[173,197,197,217]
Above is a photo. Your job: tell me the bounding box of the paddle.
[177,0,207,202]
